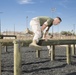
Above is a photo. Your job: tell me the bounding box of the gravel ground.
[1,46,76,75]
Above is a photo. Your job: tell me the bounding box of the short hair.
[56,17,62,22]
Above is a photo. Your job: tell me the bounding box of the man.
[29,16,62,49]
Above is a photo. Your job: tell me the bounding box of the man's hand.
[42,35,48,41]
[50,34,53,38]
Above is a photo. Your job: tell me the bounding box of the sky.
[0,0,76,33]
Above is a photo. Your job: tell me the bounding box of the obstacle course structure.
[0,39,76,75]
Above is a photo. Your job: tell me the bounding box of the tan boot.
[29,40,42,50]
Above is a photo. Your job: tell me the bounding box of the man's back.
[38,16,54,26]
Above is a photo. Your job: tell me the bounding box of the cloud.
[18,0,35,4]
[59,0,69,9]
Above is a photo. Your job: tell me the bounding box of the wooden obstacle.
[0,35,17,52]
[13,40,21,75]
[0,39,76,75]
[0,35,17,39]
[0,43,2,75]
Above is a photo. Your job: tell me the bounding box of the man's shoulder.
[38,16,53,20]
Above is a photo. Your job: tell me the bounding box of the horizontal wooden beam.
[0,35,17,39]
[21,39,76,46]
[0,39,76,46]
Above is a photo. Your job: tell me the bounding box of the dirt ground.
[1,46,76,75]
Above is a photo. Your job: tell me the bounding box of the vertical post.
[51,45,55,61]
[73,24,75,35]
[14,24,15,35]
[72,44,75,55]
[0,19,1,35]
[0,12,3,35]
[26,16,28,28]
[47,45,51,56]
[0,43,2,75]
[13,40,21,75]
[51,8,56,35]
[4,46,7,52]
[36,50,40,58]
[66,45,71,64]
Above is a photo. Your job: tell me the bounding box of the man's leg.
[29,18,42,49]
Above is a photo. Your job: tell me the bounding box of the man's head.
[53,17,62,25]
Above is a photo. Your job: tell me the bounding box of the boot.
[29,40,42,50]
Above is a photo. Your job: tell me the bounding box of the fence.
[0,39,76,75]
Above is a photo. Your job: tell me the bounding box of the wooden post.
[72,44,75,55]
[0,43,2,75]
[51,45,55,61]
[36,50,40,58]
[66,45,71,64]
[47,45,51,56]
[4,46,7,52]
[13,40,21,75]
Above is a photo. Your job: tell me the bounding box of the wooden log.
[0,39,76,46]
[72,44,75,55]
[4,46,7,52]
[66,45,71,64]
[51,45,55,61]
[0,43,2,75]
[47,45,51,56]
[13,40,21,75]
[36,50,40,58]
[0,35,17,39]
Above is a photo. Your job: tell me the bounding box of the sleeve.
[46,18,53,26]
[43,18,53,26]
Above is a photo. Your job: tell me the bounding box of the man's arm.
[43,26,50,39]
[41,24,48,31]
[41,21,50,40]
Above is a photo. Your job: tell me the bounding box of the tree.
[60,31,72,36]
